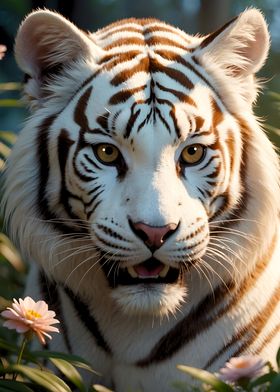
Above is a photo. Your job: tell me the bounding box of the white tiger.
[2,7,280,392]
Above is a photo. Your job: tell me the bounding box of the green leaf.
[0,338,37,363]
[0,99,23,107]
[0,365,71,392]
[177,365,234,392]
[0,82,21,91]
[32,350,98,374]
[0,337,20,352]
[0,141,10,158]
[248,371,278,390]
[264,124,280,137]
[92,385,114,392]
[269,91,280,100]
[50,358,86,392]
[0,380,34,391]
[0,130,17,145]
[269,374,280,392]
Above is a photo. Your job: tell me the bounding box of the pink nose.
[131,221,178,250]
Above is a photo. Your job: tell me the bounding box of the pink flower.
[219,355,266,383]
[0,45,6,60]
[1,297,59,345]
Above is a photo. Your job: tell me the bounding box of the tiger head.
[3,9,279,318]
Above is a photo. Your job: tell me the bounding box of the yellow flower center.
[26,309,42,319]
[235,361,250,369]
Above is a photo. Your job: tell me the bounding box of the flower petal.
[3,320,30,333]
[1,297,60,344]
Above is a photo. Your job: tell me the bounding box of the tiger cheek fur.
[2,8,280,392]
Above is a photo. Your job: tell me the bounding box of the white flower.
[1,297,59,345]
[219,355,266,383]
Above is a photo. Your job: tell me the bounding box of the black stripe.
[200,16,238,49]
[64,286,112,354]
[155,108,171,134]
[205,282,280,369]
[39,272,73,353]
[86,200,102,219]
[136,282,232,367]
[58,129,85,221]
[74,86,93,130]
[85,190,104,214]
[37,114,75,235]
[124,108,141,139]
[154,50,227,115]
[84,153,102,170]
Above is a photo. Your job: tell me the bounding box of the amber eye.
[94,144,120,164]
[180,144,205,165]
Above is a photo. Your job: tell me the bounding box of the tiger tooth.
[127,266,138,278]
[159,265,170,278]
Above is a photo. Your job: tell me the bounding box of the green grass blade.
[93,385,114,392]
[0,365,71,392]
[32,350,98,374]
[0,130,17,145]
[0,380,34,391]
[50,358,87,392]
[270,374,280,392]
[0,99,23,107]
[0,82,21,91]
[177,365,234,392]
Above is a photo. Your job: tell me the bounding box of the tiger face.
[4,9,278,320]
[47,70,243,316]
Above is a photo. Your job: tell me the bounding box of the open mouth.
[101,257,182,288]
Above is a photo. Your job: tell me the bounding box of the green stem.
[12,337,27,380]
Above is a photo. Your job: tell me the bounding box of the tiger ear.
[196,8,270,79]
[15,10,99,107]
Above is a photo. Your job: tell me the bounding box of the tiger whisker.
[202,263,231,296]
[205,247,242,283]
[75,249,121,293]
[187,259,215,300]
[208,240,247,266]
[51,245,98,270]
[64,253,99,286]
[209,235,248,252]
[209,228,257,244]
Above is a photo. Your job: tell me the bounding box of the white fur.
[2,8,279,391]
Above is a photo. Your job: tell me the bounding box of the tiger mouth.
[101,257,183,287]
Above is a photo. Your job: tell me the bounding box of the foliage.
[0,82,26,307]
[176,347,280,392]
[0,335,99,392]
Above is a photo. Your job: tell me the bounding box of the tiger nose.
[130,221,179,251]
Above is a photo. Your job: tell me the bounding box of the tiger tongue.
[134,262,164,278]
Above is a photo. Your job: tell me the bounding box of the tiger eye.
[95,144,120,164]
[180,144,205,165]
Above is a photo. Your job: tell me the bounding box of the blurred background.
[0,0,279,303]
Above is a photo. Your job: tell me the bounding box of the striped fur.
[2,8,280,391]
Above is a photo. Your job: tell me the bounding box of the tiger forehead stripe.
[97,19,194,56]
[96,17,190,40]
[109,86,146,106]
[98,51,143,68]
[155,82,197,107]
[74,86,93,130]
[110,56,150,86]
[98,26,144,41]
[145,36,189,51]
[103,37,145,51]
